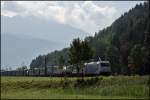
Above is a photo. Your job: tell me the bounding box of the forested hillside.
[30,2,149,75]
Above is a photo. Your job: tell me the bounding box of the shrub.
[74,77,103,87]
[60,77,71,88]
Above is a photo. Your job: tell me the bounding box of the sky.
[1,1,145,69]
[1,1,145,35]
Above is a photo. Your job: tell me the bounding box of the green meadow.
[1,76,149,99]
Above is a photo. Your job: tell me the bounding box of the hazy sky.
[1,1,144,35]
[1,1,145,69]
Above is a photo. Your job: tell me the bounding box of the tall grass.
[1,76,149,99]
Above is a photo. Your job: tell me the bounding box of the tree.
[16,64,27,71]
[80,40,94,80]
[93,39,109,60]
[16,65,27,76]
[107,45,120,74]
[69,38,93,74]
[129,44,143,74]
[8,67,12,71]
[69,38,82,73]
[81,41,93,63]
[5,66,8,71]
[58,55,65,69]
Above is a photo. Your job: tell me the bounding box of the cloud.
[1,1,18,17]
[65,1,117,34]
[1,1,118,35]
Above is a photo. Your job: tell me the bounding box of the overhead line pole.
[45,55,47,76]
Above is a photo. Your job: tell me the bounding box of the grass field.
[1,75,149,99]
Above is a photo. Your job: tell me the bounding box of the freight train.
[1,60,111,76]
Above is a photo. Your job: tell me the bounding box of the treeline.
[30,2,149,75]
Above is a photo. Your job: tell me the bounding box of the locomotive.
[83,60,111,75]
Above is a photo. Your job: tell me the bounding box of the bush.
[60,77,71,88]
[74,77,103,87]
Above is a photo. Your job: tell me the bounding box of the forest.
[30,2,149,75]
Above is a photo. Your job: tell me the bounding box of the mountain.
[30,2,149,75]
[1,33,63,69]
[1,15,89,69]
[1,15,89,45]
